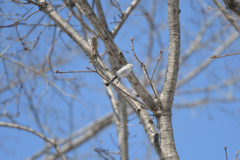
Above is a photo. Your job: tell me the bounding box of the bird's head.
[128,64,133,68]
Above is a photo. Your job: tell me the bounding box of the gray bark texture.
[157,0,181,159]
[223,0,240,16]
[118,95,129,160]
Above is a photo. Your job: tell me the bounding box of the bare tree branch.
[117,95,129,160]
[157,0,181,159]
[180,12,221,64]
[0,122,66,160]
[222,0,240,17]
[78,0,158,112]
[177,31,239,88]
[213,0,240,33]
[111,0,141,37]
[1,1,239,160]
[95,0,109,31]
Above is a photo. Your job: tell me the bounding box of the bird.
[105,64,133,87]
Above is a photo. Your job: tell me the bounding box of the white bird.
[105,64,133,86]
[35,0,45,3]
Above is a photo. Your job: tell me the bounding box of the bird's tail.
[105,76,118,87]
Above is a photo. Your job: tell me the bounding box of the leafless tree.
[0,0,240,160]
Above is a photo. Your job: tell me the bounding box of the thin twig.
[130,37,142,64]
[94,148,116,160]
[0,45,11,56]
[16,23,56,26]
[0,9,40,46]
[111,0,141,37]
[130,37,158,97]
[43,29,63,75]
[225,146,228,160]
[30,19,51,50]
[177,31,239,88]
[54,70,94,74]
[110,0,124,17]
[109,133,119,148]
[124,122,141,126]
[0,10,40,28]
[12,0,30,4]
[16,23,25,45]
[151,50,163,81]
[211,52,240,58]
[235,148,240,160]
[62,0,97,35]
[207,6,226,11]
[0,54,93,113]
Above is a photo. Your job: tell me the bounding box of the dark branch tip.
[148,119,153,124]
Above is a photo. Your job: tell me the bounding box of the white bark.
[157,0,181,159]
